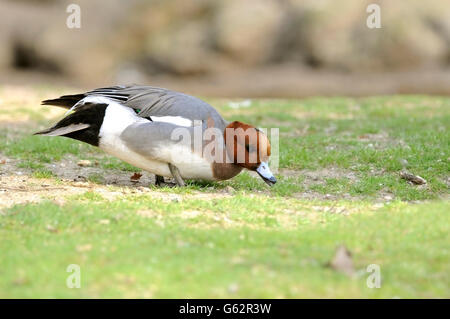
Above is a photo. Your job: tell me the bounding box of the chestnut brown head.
[224,121,276,186]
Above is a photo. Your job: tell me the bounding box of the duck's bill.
[256,162,277,186]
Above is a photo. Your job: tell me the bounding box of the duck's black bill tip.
[258,173,277,186]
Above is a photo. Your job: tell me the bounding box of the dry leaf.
[130,172,143,181]
[400,172,426,185]
[329,245,355,276]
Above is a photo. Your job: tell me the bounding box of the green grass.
[1,199,448,298]
[4,94,447,200]
[31,169,56,179]
[2,134,93,164]
[0,89,449,298]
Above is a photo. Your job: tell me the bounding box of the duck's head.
[224,121,276,186]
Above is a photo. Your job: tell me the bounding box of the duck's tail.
[33,123,90,137]
[41,93,86,109]
[33,102,108,146]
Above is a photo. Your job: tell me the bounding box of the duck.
[34,85,277,187]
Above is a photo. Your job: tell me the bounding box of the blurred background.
[1,0,449,97]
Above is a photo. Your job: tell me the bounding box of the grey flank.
[120,121,190,163]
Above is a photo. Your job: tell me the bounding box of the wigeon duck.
[35,85,276,186]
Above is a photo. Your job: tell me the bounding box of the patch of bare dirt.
[281,167,359,184]
[280,167,399,202]
[0,174,86,209]
[46,155,157,187]
[0,153,424,210]
[356,131,411,150]
[0,155,233,210]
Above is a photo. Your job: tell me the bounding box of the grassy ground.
[0,86,449,298]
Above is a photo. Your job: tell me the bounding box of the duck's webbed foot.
[168,163,186,187]
[155,175,165,186]
[154,174,177,187]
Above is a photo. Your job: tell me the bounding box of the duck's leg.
[168,163,186,186]
[155,175,165,186]
[154,174,177,187]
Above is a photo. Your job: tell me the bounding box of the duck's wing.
[119,121,196,165]
[42,85,226,126]
[91,86,225,125]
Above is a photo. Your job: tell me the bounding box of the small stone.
[46,224,58,233]
[400,159,408,167]
[181,210,201,219]
[77,160,92,167]
[136,210,155,218]
[171,197,180,203]
[76,244,92,252]
[227,283,239,293]
[73,181,89,187]
[223,216,233,224]
[228,100,252,109]
[137,186,149,192]
[176,240,188,248]
[225,186,235,193]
